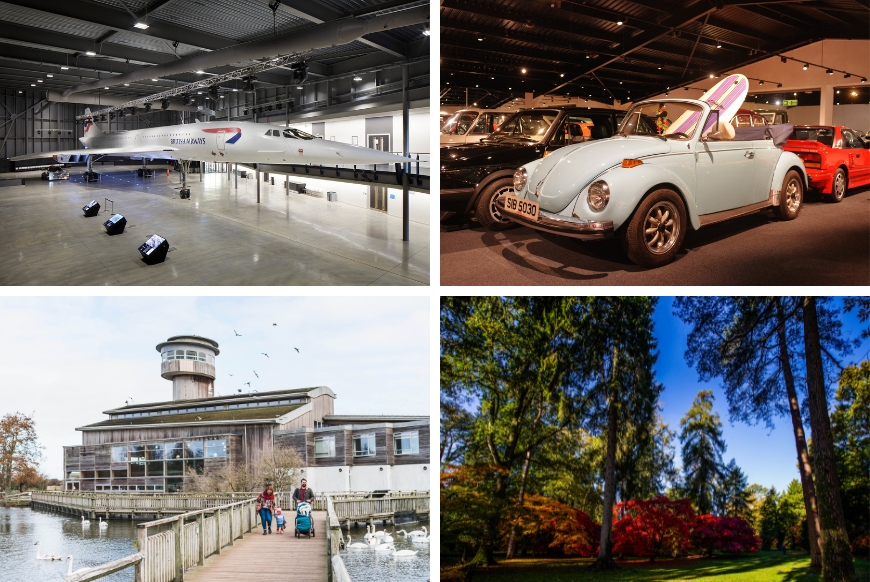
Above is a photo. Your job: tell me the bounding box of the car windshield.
[441,111,480,135]
[483,110,559,143]
[617,101,705,140]
[282,128,316,140]
[790,127,835,147]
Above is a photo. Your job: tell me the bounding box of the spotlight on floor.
[82,200,100,217]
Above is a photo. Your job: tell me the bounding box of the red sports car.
[784,125,870,202]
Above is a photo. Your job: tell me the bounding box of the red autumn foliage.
[691,514,761,555]
[501,494,600,557]
[612,497,695,560]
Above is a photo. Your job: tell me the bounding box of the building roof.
[323,414,429,424]
[103,386,331,414]
[79,404,303,430]
[155,335,220,354]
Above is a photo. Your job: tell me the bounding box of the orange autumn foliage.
[500,494,600,557]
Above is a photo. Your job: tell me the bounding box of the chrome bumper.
[496,198,614,240]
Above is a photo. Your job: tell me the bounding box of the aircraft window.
[282,129,297,139]
[273,130,281,136]
[283,128,316,140]
[265,130,272,136]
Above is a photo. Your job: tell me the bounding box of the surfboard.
[664,74,749,137]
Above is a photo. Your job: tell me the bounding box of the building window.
[186,350,197,360]
[81,471,94,479]
[130,462,145,477]
[185,459,204,475]
[67,471,81,479]
[185,441,204,458]
[166,460,184,476]
[353,434,376,457]
[129,445,145,461]
[205,439,227,458]
[207,355,214,365]
[166,443,183,459]
[394,431,419,455]
[112,468,127,478]
[175,350,185,359]
[146,444,164,460]
[112,446,127,462]
[166,478,183,493]
[96,470,110,478]
[315,436,335,458]
[146,462,164,477]
[197,352,206,362]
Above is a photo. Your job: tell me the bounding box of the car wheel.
[474,180,520,231]
[772,170,803,220]
[829,168,846,203]
[622,189,686,268]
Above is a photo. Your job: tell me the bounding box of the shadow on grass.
[458,551,870,582]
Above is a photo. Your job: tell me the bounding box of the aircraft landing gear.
[179,160,191,198]
[83,154,100,182]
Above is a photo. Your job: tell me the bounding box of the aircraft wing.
[10,145,179,161]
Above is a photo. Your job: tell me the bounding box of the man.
[292,478,314,508]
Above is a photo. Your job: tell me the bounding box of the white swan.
[363,525,376,542]
[98,517,108,529]
[66,556,91,577]
[395,529,408,536]
[406,526,427,538]
[345,533,369,549]
[34,541,62,560]
[80,516,90,526]
[372,540,395,552]
[411,534,430,544]
[393,548,419,557]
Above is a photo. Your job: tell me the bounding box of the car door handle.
[744,151,754,159]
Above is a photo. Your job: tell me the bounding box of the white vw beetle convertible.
[500,98,808,267]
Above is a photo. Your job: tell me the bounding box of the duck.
[34,541,62,561]
[65,556,91,577]
[80,516,90,526]
[98,517,108,529]
[406,526,427,538]
[345,533,369,549]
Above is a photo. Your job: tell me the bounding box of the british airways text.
[170,137,206,145]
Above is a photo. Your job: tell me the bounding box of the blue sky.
[0,296,430,479]
[653,297,869,493]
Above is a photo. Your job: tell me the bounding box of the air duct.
[61,5,428,96]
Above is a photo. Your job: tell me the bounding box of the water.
[0,507,147,582]
[340,521,430,582]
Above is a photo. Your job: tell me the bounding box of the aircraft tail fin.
[82,108,103,137]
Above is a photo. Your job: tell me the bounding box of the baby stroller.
[294,502,315,538]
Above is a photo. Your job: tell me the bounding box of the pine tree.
[759,487,783,551]
[679,390,726,515]
[716,459,752,519]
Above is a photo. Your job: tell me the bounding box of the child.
[275,508,286,533]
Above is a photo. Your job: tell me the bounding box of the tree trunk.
[775,298,823,571]
[594,395,619,570]
[470,469,508,566]
[505,449,532,559]
[801,297,856,582]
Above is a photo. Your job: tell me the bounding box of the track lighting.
[243,76,256,94]
[826,69,833,75]
[161,99,169,110]
[144,102,152,112]
[803,63,808,70]
[780,56,787,63]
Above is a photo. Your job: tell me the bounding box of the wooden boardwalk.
[184,511,328,582]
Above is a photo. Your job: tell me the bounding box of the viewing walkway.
[184,511,327,582]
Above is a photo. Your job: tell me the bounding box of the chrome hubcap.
[786,178,801,212]
[643,201,679,255]
[834,173,845,198]
[490,187,512,222]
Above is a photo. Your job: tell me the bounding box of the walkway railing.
[325,495,352,582]
[330,491,429,522]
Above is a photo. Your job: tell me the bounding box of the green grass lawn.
[454,551,870,581]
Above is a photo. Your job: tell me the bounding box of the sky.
[0,296,430,480]
[653,297,869,493]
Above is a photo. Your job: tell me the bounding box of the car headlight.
[587,180,610,211]
[513,167,528,192]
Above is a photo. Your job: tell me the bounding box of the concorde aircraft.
[12,109,411,196]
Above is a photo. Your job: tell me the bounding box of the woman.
[256,485,277,535]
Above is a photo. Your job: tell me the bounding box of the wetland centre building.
[62,335,430,495]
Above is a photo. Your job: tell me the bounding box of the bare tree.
[0,412,43,493]
[183,446,303,494]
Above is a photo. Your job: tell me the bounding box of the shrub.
[612,497,695,560]
[692,514,761,555]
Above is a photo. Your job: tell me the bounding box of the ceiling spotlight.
[118,109,125,117]
[844,73,851,79]
[243,76,256,93]
[100,114,106,121]
[422,29,430,36]
[85,50,96,56]
[144,102,152,112]
[777,83,782,87]
[657,65,662,70]
[521,68,527,73]
[133,22,149,29]
[195,70,205,74]
[862,78,867,83]
[296,85,303,89]
[826,69,833,75]
[30,83,35,87]
[196,91,202,94]
[716,40,721,48]
[780,56,787,63]
[151,78,158,81]
[46,74,53,78]
[684,87,688,91]
[852,91,858,96]
[104,87,109,90]
[560,73,564,77]
[161,99,169,110]
[353,76,362,81]
[802,63,808,70]
[616,20,623,25]
[232,88,238,91]
[759,80,764,85]
[478,37,483,41]
[473,102,477,106]
[37,79,42,83]
[124,83,130,86]
[209,86,219,100]
[709,74,714,78]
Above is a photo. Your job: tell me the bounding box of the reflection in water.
[340,521,430,582]
[0,507,145,581]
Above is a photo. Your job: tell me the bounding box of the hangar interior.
[439,0,870,286]
[0,0,430,286]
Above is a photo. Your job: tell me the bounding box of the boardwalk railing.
[325,495,352,582]
[330,491,430,522]
[134,496,259,582]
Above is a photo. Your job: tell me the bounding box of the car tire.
[829,168,846,203]
[474,179,520,231]
[622,188,687,268]
[772,170,803,220]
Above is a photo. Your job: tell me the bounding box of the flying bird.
[237,389,242,393]
[294,347,299,353]
[253,370,259,378]
[244,382,251,388]
[234,330,242,336]
[196,416,202,420]
[125,397,134,405]
[262,353,269,358]
[272,323,277,326]
[228,373,234,377]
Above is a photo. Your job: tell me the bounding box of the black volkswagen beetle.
[440,106,623,229]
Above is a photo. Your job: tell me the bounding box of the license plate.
[503,194,540,221]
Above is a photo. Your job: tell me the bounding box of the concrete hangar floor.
[0,166,428,286]
[440,185,870,286]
